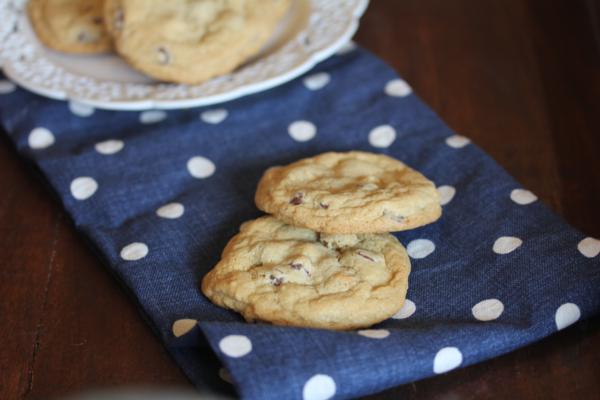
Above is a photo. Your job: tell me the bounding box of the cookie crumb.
[77,31,97,43]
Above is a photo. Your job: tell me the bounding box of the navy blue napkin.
[1,46,598,400]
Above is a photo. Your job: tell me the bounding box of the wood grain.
[1,0,598,399]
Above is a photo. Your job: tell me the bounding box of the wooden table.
[1,0,599,398]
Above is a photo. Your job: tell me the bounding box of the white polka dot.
[288,120,317,142]
[70,177,98,200]
[472,299,504,321]
[368,124,396,148]
[0,80,16,94]
[446,135,471,148]
[555,303,581,330]
[156,202,184,219]
[219,368,233,384]
[433,347,463,374]
[493,236,522,254]
[407,239,435,259]
[385,79,412,97]
[336,41,356,55]
[187,156,216,179]
[218,335,252,358]
[577,237,600,258]
[95,139,124,155]
[139,110,167,124]
[172,318,197,337]
[392,299,416,319]
[302,374,336,400]
[68,101,95,117]
[303,72,330,90]
[28,127,55,149]
[437,185,456,206]
[357,329,390,339]
[120,242,148,261]
[201,108,228,124]
[510,189,538,205]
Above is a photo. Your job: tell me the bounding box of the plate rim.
[0,0,369,111]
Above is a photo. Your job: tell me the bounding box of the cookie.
[255,151,442,234]
[201,216,411,330]
[28,0,112,54]
[104,0,291,84]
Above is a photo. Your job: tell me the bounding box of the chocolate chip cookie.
[28,0,112,54]
[201,216,411,330]
[104,0,291,84]
[255,151,442,234]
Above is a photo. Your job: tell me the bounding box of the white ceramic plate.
[0,0,368,110]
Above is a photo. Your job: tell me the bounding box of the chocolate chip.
[383,210,405,223]
[113,8,124,31]
[157,47,170,65]
[319,235,332,248]
[289,192,304,205]
[319,202,329,209]
[92,16,103,25]
[77,31,97,43]
[357,251,375,262]
[269,274,284,286]
[290,263,303,270]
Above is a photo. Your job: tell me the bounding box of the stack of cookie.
[202,152,442,330]
[27,0,291,84]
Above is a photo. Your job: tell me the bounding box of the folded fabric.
[0,46,598,400]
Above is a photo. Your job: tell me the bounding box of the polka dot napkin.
[1,46,599,400]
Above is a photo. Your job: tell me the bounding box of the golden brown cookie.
[28,0,112,54]
[255,151,442,234]
[104,0,291,84]
[201,216,411,330]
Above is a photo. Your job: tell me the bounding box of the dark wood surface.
[1,0,599,398]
